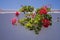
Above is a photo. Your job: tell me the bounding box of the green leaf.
[36,8,40,13]
[47,8,51,12]
[34,29,39,34]
[50,22,52,25]
[29,18,34,24]
[25,22,32,28]
[29,26,35,30]
[34,20,38,24]
[46,14,52,21]
[19,6,34,12]
[37,26,41,31]
[42,14,52,21]
[28,6,34,12]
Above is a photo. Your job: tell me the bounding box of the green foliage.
[36,8,40,13]
[19,6,34,12]
[42,14,52,21]
[17,6,52,34]
[47,8,51,12]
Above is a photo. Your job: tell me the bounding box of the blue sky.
[0,0,60,10]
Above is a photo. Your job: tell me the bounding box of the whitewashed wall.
[0,13,60,40]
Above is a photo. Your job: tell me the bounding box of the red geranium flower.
[42,19,50,28]
[11,18,17,25]
[15,11,20,17]
[39,7,47,15]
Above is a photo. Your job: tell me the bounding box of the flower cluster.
[11,6,52,34]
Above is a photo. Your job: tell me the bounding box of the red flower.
[11,18,17,25]
[42,19,50,28]
[39,7,47,15]
[15,11,20,17]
